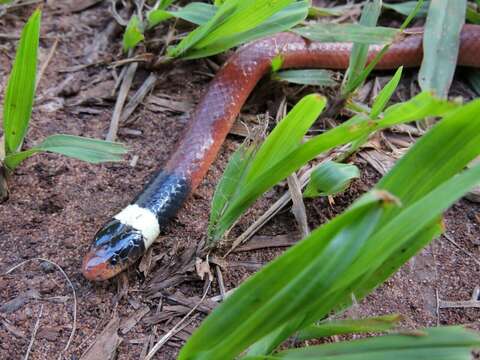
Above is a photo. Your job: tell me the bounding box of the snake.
[81,24,480,281]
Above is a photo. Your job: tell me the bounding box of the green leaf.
[35,134,127,164]
[370,66,403,119]
[179,193,388,360]
[252,327,480,360]
[467,3,480,24]
[245,94,326,183]
[273,69,337,86]
[418,0,467,98]
[3,9,41,155]
[298,314,401,341]
[293,23,397,44]
[123,15,145,52]
[382,1,429,17]
[179,0,308,59]
[342,0,382,94]
[304,161,360,198]
[308,5,353,17]
[208,140,258,243]
[169,2,217,25]
[147,9,174,28]
[4,149,40,170]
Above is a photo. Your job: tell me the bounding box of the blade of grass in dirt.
[308,4,357,17]
[179,194,388,360]
[341,0,424,96]
[180,0,308,59]
[293,23,397,44]
[168,0,293,58]
[466,70,480,95]
[245,94,326,183]
[370,66,403,118]
[248,327,480,360]
[208,141,258,244]
[342,0,382,95]
[297,314,400,341]
[418,0,467,98]
[3,9,40,155]
[123,15,144,52]
[148,2,216,28]
[211,92,454,242]
[181,100,480,359]
[273,69,336,86]
[303,161,359,198]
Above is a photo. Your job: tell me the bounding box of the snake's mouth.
[82,219,146,281]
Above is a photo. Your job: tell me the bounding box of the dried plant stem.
[0,163,9,203]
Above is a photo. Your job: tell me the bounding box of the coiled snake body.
[82,25,480,281]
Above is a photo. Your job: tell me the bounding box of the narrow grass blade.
[123,15,144,52]
[342,0,382,94]
[245,94,326,183]
[181,0,308,59]
[273,69,336,86]
[418,0,467,98]
[147,9,173,28]
[4,149,39,170]
[293,23,396,44]
[298,314,401,341]
[304,161,360,198]
[3,9,41,155]
[370,66,403,119]
[169,2,216,25]
[35,134,127,164]
[257,327,480,359]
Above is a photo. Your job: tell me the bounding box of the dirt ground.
[1,2,480,360]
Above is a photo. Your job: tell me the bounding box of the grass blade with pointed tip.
[370,66,403,119]
[298,314,401,341]
[123,15,144,52]
[35,134,126,164]
[383,1,429,16]
[273,69,336,86]
[293,23,396,44]
[304,161,360,198]
[418,0,467,98]
[3,9,41,155]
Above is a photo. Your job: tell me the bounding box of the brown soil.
[1,2,480,360]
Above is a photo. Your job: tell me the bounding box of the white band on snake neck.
[114,204,160,247]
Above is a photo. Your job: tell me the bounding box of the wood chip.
[234,233,300,252]
[146,95,193,113]
[80,314,122,360]
[120,306,150,335]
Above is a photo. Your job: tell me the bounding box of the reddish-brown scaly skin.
[82,25,480,281]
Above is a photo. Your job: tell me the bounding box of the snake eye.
[110,254,119,266]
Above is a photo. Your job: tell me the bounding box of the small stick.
[215,265,226,301]
[107,62,138,141]
[23,304,44,360]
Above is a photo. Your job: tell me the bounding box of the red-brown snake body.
[82,25,480,281]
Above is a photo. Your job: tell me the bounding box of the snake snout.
[82,219,146,281]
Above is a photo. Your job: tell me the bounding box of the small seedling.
[0,10,127,201]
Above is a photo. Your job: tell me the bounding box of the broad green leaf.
[298,314,401,341]
[193,0,293,49]
[179,193,388,360]
[418,0,467,98]
[382,1,429,16]
[180,0,308,59]
[123,15,144,52]
[34,134,127,164]
[467,4,480,24]
[147,9,173,28]
[342,0,382,94]
[273,69,337,86]
[293,23,396,44]
[370,66,403,119]
[3,9,41,155]
[304,161,360,198]
[208,141,258,243]
[245,94,326,183]
[249,327,480,360]
[169,2,216,25]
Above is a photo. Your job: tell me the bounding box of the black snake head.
[82,219,146,281]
